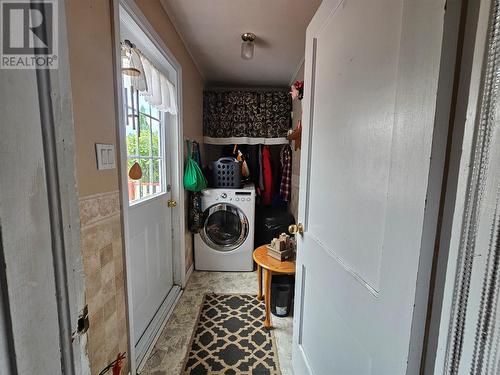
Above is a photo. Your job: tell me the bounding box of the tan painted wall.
[65,0,203,372]
[67,0,120,197]
[290,62,304,220]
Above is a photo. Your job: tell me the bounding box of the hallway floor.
[139,271,294,375]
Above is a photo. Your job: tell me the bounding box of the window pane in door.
[150,105,159,120]
[126,123,138,157]
[152,159,162,194]
[127,158,157,201]
[139,158,151,198]
[139,93,149,114]
[138,113,150,158]
[128,178,139,202]
[123,87,165,205]
[151,119,160,158]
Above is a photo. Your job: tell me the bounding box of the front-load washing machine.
[194,184,255,271]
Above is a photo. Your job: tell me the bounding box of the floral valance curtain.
[121,43,177,115]
[203,90,292,145]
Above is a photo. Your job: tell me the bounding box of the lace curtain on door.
[121,43,177,114]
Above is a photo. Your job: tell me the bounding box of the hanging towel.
[280,144,292,202]
[262,145,273,205]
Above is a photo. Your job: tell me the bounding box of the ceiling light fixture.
[241,32,256,60]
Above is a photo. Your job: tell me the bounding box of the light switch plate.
[95,143,116,170]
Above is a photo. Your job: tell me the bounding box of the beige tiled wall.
[79,191,128,374]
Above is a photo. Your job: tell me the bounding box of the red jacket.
[262,145,273,205]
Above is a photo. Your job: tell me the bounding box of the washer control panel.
[215,190,253,202]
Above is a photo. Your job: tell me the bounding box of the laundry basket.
[212,157,242,188]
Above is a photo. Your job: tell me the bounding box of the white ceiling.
[160,0,322,87]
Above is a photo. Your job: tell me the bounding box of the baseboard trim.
[185,264,194,287]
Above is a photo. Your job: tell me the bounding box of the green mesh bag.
[183,141,207,192]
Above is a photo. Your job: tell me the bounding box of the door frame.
[110,0,187,372]
[422,0,493,372]
[0,0,89,373]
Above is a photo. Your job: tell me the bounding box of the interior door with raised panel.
[293,0,448,373]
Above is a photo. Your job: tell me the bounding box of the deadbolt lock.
[289,223,304,236]
[167,199,177,208]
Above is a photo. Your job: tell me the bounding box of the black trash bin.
[271,275,295,317]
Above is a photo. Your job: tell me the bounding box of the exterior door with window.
[124,87,174,355]
[293,0,449,373]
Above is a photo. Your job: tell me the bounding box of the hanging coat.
[262,145,273,205]
[258,145,264,192]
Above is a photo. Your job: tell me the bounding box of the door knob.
[167,199,177,208]
[289,223,304,236]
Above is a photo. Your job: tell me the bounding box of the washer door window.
[201,204,249,251]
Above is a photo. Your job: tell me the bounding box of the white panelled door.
[125,89,174,355]
[293,0,447,373]
[128,196,173,342]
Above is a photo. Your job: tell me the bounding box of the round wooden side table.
[253,245,296,329]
